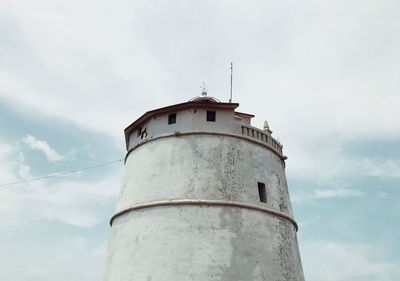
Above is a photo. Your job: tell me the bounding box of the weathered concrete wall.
[105,206,303,281]
[128,108,236,149]
[104,133,304,281]
[120,136,290,216]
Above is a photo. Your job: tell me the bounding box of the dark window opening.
[258,182,267,203]
[140,128,147,139]
[207,111,216,122]
[137,126,142,137]
[168,113,176,124]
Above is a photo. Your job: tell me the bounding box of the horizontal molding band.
[125,131,287,164]
[110,199,298,231]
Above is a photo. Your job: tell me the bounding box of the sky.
[0,0,399,280]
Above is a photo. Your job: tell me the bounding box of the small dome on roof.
[189,96,220,103]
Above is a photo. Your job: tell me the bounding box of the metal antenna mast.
[200,82,208,96]
[229,62,233,103]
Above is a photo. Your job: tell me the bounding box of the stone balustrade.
[240,124,283,156]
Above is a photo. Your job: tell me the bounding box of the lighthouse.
[103,94,305,281]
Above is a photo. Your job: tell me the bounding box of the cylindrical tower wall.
[119,135,291,216]
[104,134,304,281]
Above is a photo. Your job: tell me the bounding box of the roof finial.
[263,120,273,134]
[263,120,270,131]
[200,82,208,96]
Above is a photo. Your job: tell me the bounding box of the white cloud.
[0,142,31,219]
[0,0,399,144]
[33,175,120,227]
[0,142,31,185]
[286,136,400,181]
[0,140,120,228]
[292,186,364,204]
[0,170,119,278]
[314,188,364,199]
[0,236,107,281]
[301,241,400,281]
[358,158,400,178]
[16,152,31,179]
[1,172,121,228]
[0,143,18,184]
[22,134,64,162]
[0,140,120,279]
[3,0,398,184]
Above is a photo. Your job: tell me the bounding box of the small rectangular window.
[168,113,176,124]
[258,182,267,203]
[207,111,216,122]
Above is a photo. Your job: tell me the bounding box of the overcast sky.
[0,1,399,280]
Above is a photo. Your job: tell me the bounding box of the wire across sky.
[0,158,123,188]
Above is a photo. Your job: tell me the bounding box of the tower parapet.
[104,97,305,281]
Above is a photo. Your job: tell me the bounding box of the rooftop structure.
[123,96,285,161]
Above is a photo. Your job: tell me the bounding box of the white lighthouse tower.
[103,95,305,281]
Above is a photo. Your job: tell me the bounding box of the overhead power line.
[0,158,123,188]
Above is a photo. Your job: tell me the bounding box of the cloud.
[314,188,364,199]
[357,158,400,178]
[0,142,17,184]
[1,172,121,228]
[286,135,400,181]
[0,143,120,280]
[31,175,120,227]
[0,235,107,281]
[0,139,120,279]
[0,142,31,185]
[0,0,399,144]
[16,152,31,179]
[301,241,400,281]
[22,134,64,162]
[0,139,120,228]
[292,186,364,204]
